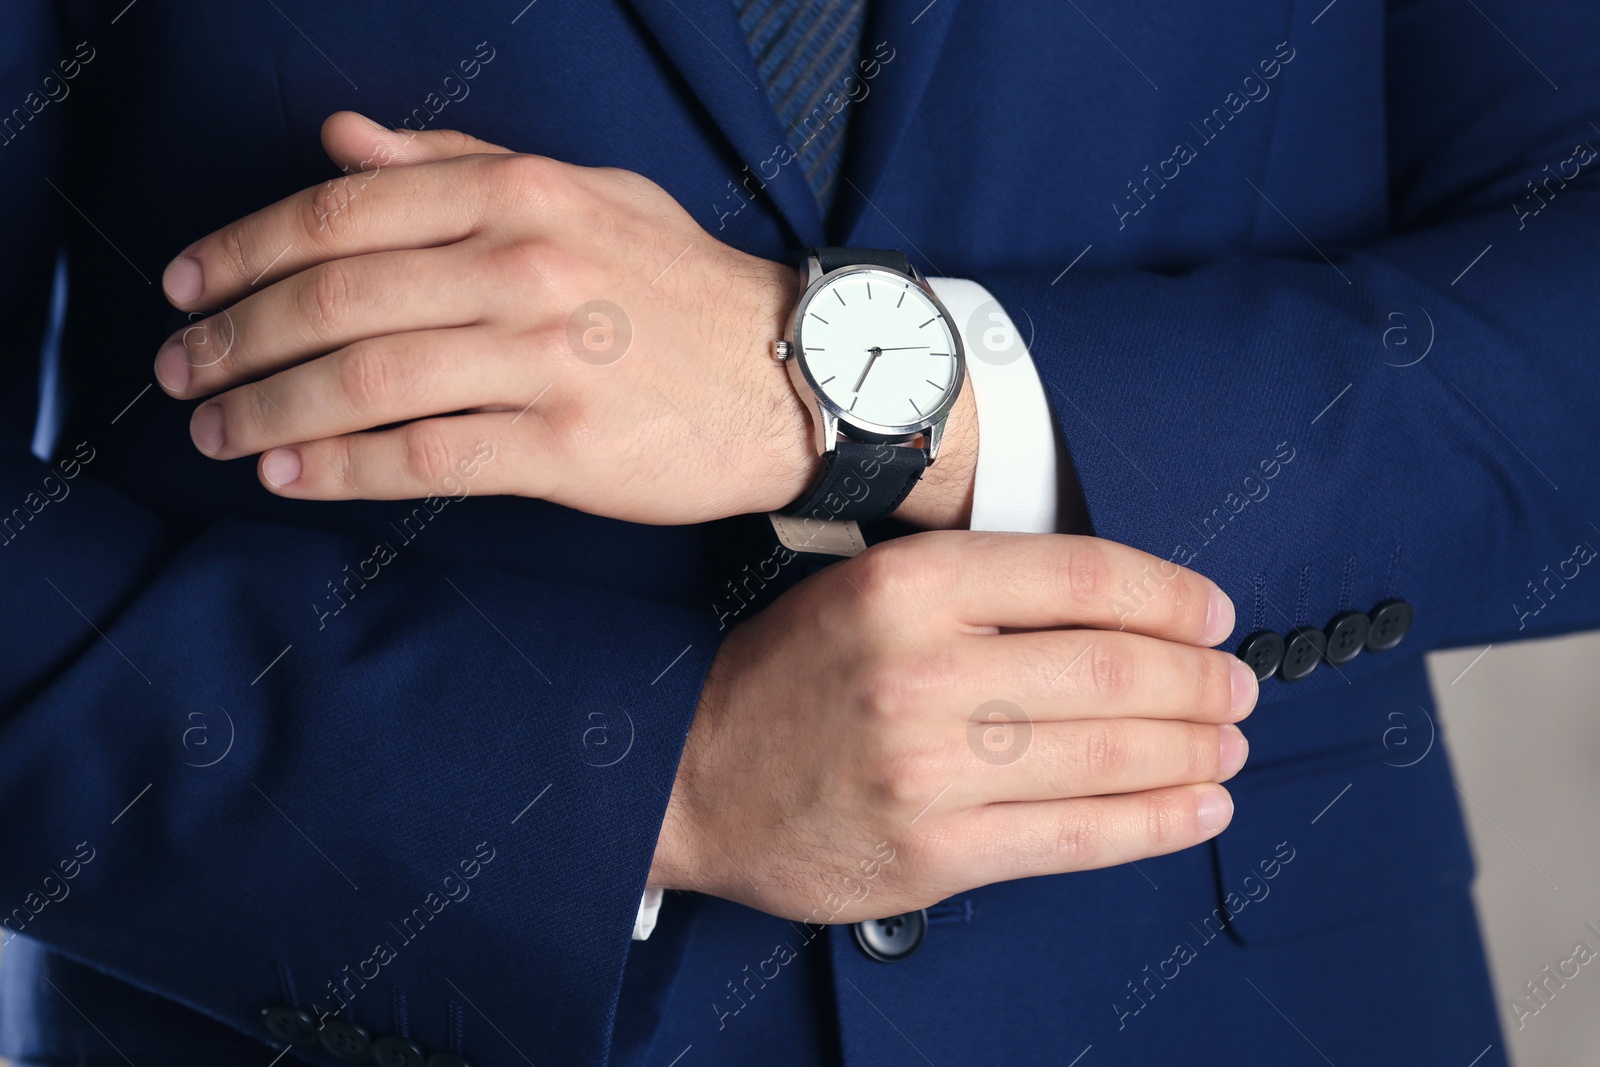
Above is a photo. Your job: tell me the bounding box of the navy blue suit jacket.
[2,0,1598,1064]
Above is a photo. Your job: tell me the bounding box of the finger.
[319,110,514,172]
[190,327,546,461]
[878,531,1235,645]
[951,629,1257,724]
[254,412,555,502]
[959,784,1234,883]
[154,245,494,399]
[957,718,1248,805]
[159,151,530,309]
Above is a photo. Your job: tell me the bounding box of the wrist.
[734,254,825,512]
[647,642,731,894]
[892,382,977,529]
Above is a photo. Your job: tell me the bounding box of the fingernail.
[1219,724,1248,778]
[190,404,224,456]
[1230,659,1259,718]
[262,448,302,488]
[154,340,191,394]
[1197,789,1233,833]
[1203,585,1236,645]
[163,256,204,305]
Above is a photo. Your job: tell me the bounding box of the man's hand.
[154,112,977,527]
[651,531,1257,924]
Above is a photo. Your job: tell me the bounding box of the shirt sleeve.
[928,277,1060,535]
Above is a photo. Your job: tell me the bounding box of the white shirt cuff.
[926,277,1059,534]
[633,886,663,940]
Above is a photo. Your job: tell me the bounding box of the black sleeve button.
[1367,599,1414,652]
[1324,611,1370,666]
[1236,631,1285,682]
[261,1006,317,1046]
[1279,626,1326,682]
[426,1054,474,1067]
[852,909,928,962]
[372,1035,427,1067]
[317,1020,372,1063]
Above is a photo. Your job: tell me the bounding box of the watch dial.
[796,270,960,429]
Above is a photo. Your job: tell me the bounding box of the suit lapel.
[620,0,964,250]
[836,0,964,248]
[620,0,826,245]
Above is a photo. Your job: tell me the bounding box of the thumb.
[320,111,514,172]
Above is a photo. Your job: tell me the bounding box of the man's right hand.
[650,531,1258,925]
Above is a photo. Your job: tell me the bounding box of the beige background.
[1431,630,1600,1067]
[0,634,1592,1065]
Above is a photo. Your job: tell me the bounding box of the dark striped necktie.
[736,0,867,215]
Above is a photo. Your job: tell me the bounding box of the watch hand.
[854,346,882,392]
[867,346,931,351]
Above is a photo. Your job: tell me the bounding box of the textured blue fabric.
[736,0,865,213]
[1,0,1597,1064]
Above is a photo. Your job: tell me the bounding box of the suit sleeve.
[0,10,713,1066]
[971,0,1600,702]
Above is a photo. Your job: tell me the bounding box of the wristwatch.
[772,246,966,523]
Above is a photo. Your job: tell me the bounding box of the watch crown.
[772,340,792,362]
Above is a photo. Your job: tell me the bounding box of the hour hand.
[854,346,882,392]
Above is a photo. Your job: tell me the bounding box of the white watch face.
[795,269,961,431]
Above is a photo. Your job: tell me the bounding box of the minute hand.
[868,346,930,351]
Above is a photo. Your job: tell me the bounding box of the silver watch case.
[776,255,966,463]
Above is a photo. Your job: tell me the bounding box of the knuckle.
[224,228,254,286]
[1143,791,1190,849]
[329,436,357,491]
[850,542,925,606]
[490,153,565,208]
[305,178,356,243]
[1163,570,1201,631]
[438,128,475,156]
[1086,642,1134,702]
[877,748,940,810]
[241,384,280,438]
[1054,812,1101,868]
[1188,725,1221,781]
[302,262,353,336]
[1059,540,1106,606]
[1080,720,1131,782]
[858,658,933,723]
[336,343,396,414]
[400,421,455,488]
[1195,651,1232,718]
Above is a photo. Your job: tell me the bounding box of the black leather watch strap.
[782,441,928,524]
[811,246,912,275]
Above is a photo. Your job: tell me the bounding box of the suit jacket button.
[1367,599,1414,652]
[1279,626,1326,682]
[426,1054,474,1067]
[1236,631,1285,682]
[318,1020,372,1063]
[852,909,928,962]
[260,1006,317,1045]
[372,1034,427,1067]
[1324,611,1370,666]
